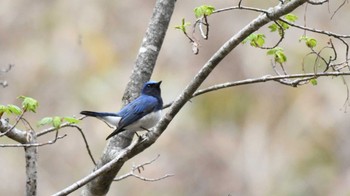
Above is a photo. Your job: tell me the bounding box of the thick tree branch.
[55,137,140,196]
[24,130,38,196]
[0,118,28,143]
[76,1,311,194]
[126,0,309,158]
[81,0,177,195]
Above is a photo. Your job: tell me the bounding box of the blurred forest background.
[1,0,350,195]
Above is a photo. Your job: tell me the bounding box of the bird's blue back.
[80,80,163,139]
[116,94,161,130]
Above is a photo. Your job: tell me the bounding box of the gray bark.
[81,0,177,195]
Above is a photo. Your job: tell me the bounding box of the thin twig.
[307,0,328,5]
[279,18,350,38]
[53,137,141,196]
[162,71,350,109]
[68,124,97,165]
[0,134,66,147]
[330,0,348,19]
[113,154,174,182]
[37,116,85,137]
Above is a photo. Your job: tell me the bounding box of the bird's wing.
[116,95,158,129]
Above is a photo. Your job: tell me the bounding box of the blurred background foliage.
[1,0,350,195]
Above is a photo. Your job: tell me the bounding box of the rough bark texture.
[81,0,176,195]
[125,0,309,159]
[0,119,38,196]
[24,130,38,196]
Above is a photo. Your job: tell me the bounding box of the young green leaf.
[52,116,62,128]
[63,117,80,124]
[284,14,298,22]
[0,105,7,113]
[38,117,53,127]
[299,35,317,48]
[175,18,191,33]
[267,47,287,63]
[275,50,287,63]
[194,5,215,18]
[7,104,22,115]
[279,21,290,30]
[0,105,7,117]
[18,96,39,112]
[268,24,278,32]
[242,33,265,47]
[306,38,317,48]
[310,78,318,86]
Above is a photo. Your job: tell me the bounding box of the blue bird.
[81,81,163,140]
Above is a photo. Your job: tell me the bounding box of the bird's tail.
[81,110,124,140]
[80,111,99,117]
[80,111,118,117]
[106,128,125,140]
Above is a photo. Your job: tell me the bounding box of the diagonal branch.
[126,0,309,158]
[54,137,140,196]
[81,0,177,195]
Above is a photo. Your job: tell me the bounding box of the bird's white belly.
[126,110,162,131]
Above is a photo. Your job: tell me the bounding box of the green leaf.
[306,38,317,48]
[299,36,317,48]
[175,18,191,33]
[7,104,22,115]
[52,116,62,128]
[279,21,290,30]
[275,51,287,63]
[194,5,215,18]
[18,96,39,112]
[267,47,287,63]
[38,117,53,127]
[0,105,7,117]
[284,13,298,22]
[0,105,7,113]
[242,33,265,47]
[310,78,318,86]
[284,14,298,22]
[63,117,80,124]
[268,24,278,32]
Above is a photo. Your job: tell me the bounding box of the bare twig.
[0,64,14,88]
[0,81,8,87]
[0,64,14,73]
[68,124,97,165]
[259,20,285,50]
[213,6,268,15]
[113,154,174,182]
[0,134,66,147]
[330,0,348,19]
[54,137,141,196]
[307,0,329,5]
[162,71,350,109]
[279,18,350,38]
[193,72,350,96]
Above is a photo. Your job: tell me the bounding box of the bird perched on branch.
[81,81,163,140]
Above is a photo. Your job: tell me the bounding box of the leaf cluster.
[0,96,79,128]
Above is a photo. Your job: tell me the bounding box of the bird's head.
[141,81,162,97]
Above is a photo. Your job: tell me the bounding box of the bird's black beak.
[157,81,162,86]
